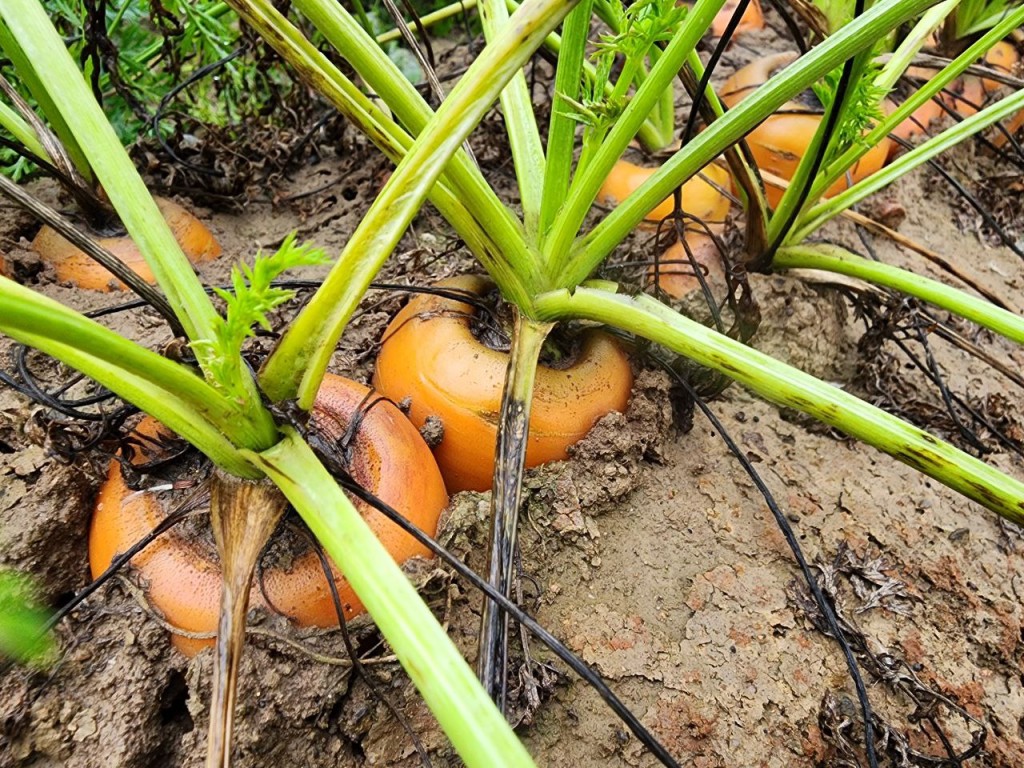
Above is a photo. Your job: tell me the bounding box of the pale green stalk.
[794,86,1024,240]
[226,0,527,299]
[653,70,676,149]
[534,286,1024,524]
[817,0,856,32]
[505,0,666,151]
[543,0,728,272]
[765,32,879,246]
[478,0,546,235]
[775,244,1024,343]
[260,0,579,408]
[633,56,677,150]
[874,0,958,92]
[567,0,945,286]
[589,0,674,149]
[803,4,1024,210]
[247,432,536,767]
[376,0,479,43]
[0,279,256,476]
[0,99,49,162]
[0,20,90,183]
[282,0,539,295]
[684,49,771,246]
[683,48,728,123]
[539,0,593,240]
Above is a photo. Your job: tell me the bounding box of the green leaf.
[192,233,330,401]
[0,570,55,667]
[810,58,888,160]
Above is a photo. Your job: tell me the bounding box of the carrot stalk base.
[205,474,287,768]
[477,315,552,706]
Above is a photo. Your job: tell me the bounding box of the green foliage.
[0,0,477,178]
[812,59,888,159]
[192,233,330,402]
[0,0,281,178]
[561,0,684,143]
[595,0,687,66]
[0,570,54,667]
[955,0,1024,37]
[2,155,33,182]
[813,0,855,33]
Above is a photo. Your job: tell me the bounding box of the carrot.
[649,230,726,300]
[979,40,1019,94]
[31,197,221,292]
[372,276,635,493]
[888,41,1022,153]
[884,89,949,146]
[598,160,732,226]
[711,0,764,39]
[720,53,892,207]
[88,374,448,656]
[973,41,1023,148]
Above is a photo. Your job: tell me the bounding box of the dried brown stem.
[205,472,287,768]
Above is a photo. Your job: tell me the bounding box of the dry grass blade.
[205,473,287,768]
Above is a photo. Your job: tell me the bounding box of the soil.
[2,19,1024,768]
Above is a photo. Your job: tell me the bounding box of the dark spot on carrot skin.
[768,149,802,162]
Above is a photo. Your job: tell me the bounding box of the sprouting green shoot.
[595,0,687,91]
[0,570,55,667]
[564,0,686,163]
[812,59,888,159]
[193,233,331,401]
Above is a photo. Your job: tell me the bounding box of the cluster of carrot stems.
[0,0,1023,765]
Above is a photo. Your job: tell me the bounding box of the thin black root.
[851,292,1023,459]
[801,546,986,766]
[311,459,683,767]
[300,523,434,768]
[654,359,881,768]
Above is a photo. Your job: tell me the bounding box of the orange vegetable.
[971,41,1024,148]
[372,276,635,493]
[884,92,948,147]
[720,53,892,207]
[992,104,1024,148]
[979,40,1019,94]
[88,374,448,656]
[648,231,725,300]
[938,73,987,118]
[711,0,764,38]
[888,42,1023,153]
[598,160,732,226]
[920,43,1019,119]
[31,197,221,292]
